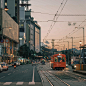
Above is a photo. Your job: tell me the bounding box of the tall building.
[19,0,41,53]
[0,0,19,63]
[0,0,4,9]
[35,22,41,52]
[4,0,19,24]
[19,0,31,11]
[19,6,26,46]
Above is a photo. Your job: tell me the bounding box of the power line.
[37,20,86,22]
[44,0,68,40]
[31,11,86,16]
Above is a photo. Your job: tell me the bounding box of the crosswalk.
[0,82,42,86]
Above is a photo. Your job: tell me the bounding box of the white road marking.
[0,76,5,79]
[8,73,11,75]
[16,82,24,85]
[3,82,12,85]
[29,66,35,85]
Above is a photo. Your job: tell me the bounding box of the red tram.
[51,53,66,70]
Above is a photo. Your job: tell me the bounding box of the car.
[32,61,37,66]
[0,62,8,71]
[71,61,79,69]
[14,61,20,66]
[0,64,3,72]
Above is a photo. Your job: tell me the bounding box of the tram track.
[39,67,70,86]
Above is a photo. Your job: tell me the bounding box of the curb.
[73,70,86,75]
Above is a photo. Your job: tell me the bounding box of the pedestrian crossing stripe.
[0,82,42,85]
[16,82,24,85]
[3,82,12,85]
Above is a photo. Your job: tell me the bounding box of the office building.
[4,0,19,24]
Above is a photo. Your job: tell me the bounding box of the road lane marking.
[29,66,35,85]
[8,73,11,75]
[16,82,23,85]
[0,76,5,79]
[3,82,12,85]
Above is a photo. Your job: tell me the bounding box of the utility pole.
[71,37,73,56]
[63,41,69,64]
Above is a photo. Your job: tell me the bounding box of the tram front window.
[54,57,57,62]
[58,58,62,62]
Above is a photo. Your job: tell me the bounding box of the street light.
[75,27,85,45]
[4,8,9,11]
[79,40,82,70]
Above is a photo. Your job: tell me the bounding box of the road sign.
[5,39,9,43]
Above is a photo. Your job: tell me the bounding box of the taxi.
[0,62,8,71]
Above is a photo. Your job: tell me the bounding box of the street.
[0,64,42,86]
[0,63,86,86]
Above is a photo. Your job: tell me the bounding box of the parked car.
[0,64,3,72]
[0,62,8,71]
[71,61,79,69]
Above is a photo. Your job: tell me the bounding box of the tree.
[17,44,30,59]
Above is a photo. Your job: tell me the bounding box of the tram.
[51,53,66,70]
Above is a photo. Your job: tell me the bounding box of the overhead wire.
[57,18,86,44]
[31,11,86,16]
[43,0,65,40]
[44,0,68,40]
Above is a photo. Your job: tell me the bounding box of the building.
[0,0,4,9]
[19,7,26,46]
[3,0,19,24]
[0,8,19,63]
[19,0,31,11]
[34,21,41,52]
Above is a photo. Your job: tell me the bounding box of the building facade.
[0,0,4,9]
[4,0,19,24]
[0,8,19,63]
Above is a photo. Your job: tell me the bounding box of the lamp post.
[75,27,85,45]
[79,41,82,70]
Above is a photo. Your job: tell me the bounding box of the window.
[54,57,57,62]
[62,57,65,62]
[58,58,62,62]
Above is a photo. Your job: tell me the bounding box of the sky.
[30,0,86,50]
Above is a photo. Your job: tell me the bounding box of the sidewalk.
[73,70,86,75]
[67,65,86,75]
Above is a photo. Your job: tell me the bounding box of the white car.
[0,64,3,72]
[0,62,8,71]
[14,61,20,66]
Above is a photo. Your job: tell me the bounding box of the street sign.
[5,39,9,43]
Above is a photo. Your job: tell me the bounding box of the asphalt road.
[0,63,86,86]
[0,64,42,86]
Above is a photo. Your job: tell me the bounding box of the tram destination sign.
[57,55,62,57]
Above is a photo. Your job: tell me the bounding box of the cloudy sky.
[30,0,86,50]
